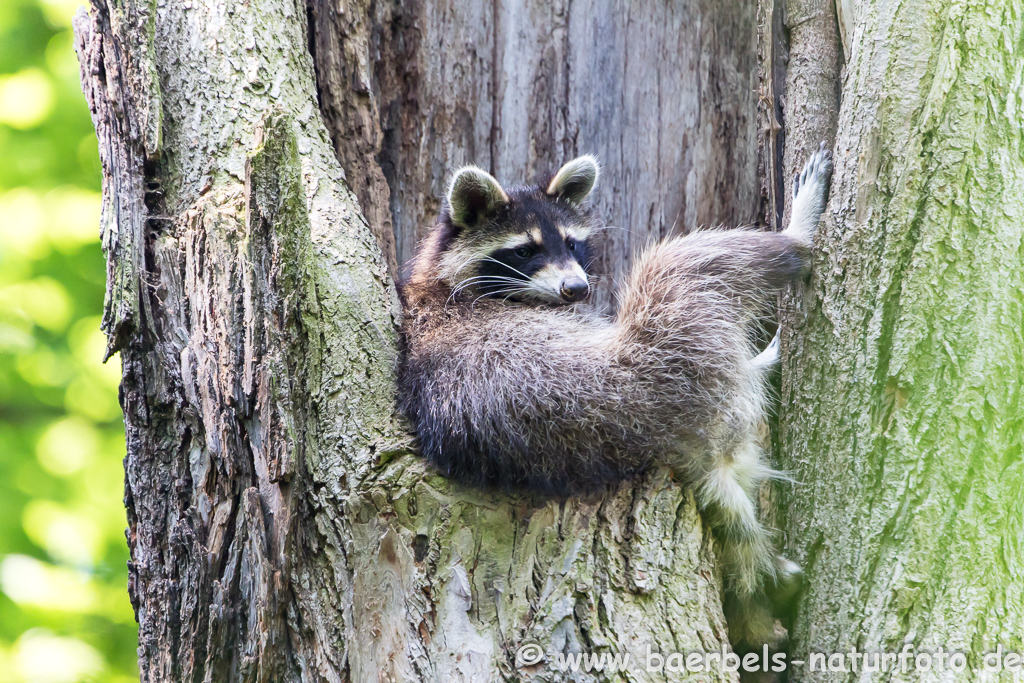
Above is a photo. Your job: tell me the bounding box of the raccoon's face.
[436,156,600,305]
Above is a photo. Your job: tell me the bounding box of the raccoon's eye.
[566,238,577,252]
[514,246,533,259]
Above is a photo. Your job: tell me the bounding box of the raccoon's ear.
[447,166,509,229]
[546,155,599,205]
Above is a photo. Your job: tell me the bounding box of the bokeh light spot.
[0,70,56,130]
[0,277,72,332]
[38,0,89,29]
[11,628,103,683]
[23,500,104,567]
[0,555,98,613]
[0,188,49,259]
[46,186,101,250]
[15,347,71,388]
[36,416,99,476]
[65,373,122,421]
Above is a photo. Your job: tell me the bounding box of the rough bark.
[75,0,772,681]
[75,0,404,678]
[776,0,1024,680]
[756,0,789,233]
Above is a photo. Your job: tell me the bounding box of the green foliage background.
[0,0,138,680]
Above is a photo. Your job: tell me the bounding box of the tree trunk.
[775,0,1024,680]
[75,0,769,681]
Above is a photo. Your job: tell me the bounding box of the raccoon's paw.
[724,590,786,653]
[751,331,781,371]
[766,555,804,614]
[792,142,833,200]
[786,142,834,243]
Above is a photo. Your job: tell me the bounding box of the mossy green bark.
[777,0,1024,679]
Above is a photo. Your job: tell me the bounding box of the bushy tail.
[693,445,804,649]
[613,229,807,649]
[614,143,831,346]
[694,440,777,594]
[616,228,811,331]
[611,144,833,649]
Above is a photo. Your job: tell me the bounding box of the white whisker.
[471,287,532,307]
[447,275,532,307]
[480,255,532,280]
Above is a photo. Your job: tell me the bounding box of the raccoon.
[397,148,833,646]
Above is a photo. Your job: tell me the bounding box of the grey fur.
[398,149,833,648]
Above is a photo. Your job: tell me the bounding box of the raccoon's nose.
[559,277,590,303]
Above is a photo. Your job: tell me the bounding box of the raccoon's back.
[397,299,658,494]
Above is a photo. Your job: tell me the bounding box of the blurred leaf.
[0,0,137,677]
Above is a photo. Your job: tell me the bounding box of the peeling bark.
[75,0,772,680]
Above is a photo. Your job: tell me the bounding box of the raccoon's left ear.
[447,166,509,230]
[546,155,600,205]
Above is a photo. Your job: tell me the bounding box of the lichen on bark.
[777,0,1024,679]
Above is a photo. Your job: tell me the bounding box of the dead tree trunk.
[775,0,1024,680]
[75,0,770,680]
